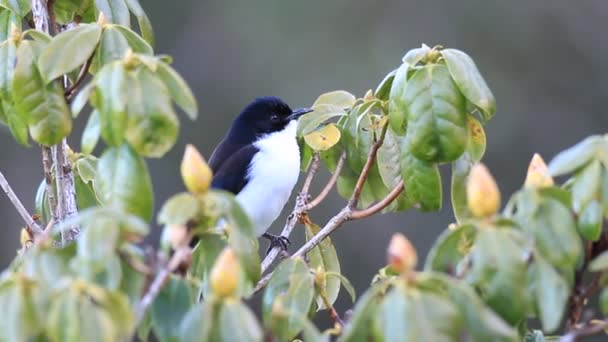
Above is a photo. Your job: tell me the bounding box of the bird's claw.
[263,233,290,255]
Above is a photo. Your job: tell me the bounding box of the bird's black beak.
[287,107,314,121]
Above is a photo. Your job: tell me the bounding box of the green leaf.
[74,172,99,210]
[81,110,101,154]
[441,48,496,121]
[76,155,98,183]
[589,251,608,272]
[124,0,154,46]
[0,0,30,17]
[12,41,72,145]
[451,152,475,223]
[156,61,198,119]
[34,179,51,224]
[93,25,130,68]
[305,222,341,310]
[388,62,410,135]
[404,64,468,163]
[326,272,356,303]
[313,90,356,108]
[112,25,153,55]
[601,288,608,316]
[21,29,52,43]
[3,99,29,145]
[179,301,215,342]
[338,283,383,342]
[124,67,179,157]
[297,104,344,136]
[425,224,475,272]
[465,115,486,162]
[374,68,397,101]
[533,254,569,333]
[95,144,154,221]
[219,300,263,342]
[93,61,128,146]
[38,24,102,83]
[53,0,94,24]
[548,135,605,176]
[158,192,200,225]
[263,258,315,341]
[0,277,45,341]
[95,0,130,26]
[402,44,431,65]
[401,148,442,211]
[571,160,602,213]
[578,200,603,241]
[376,127,412,211]
[151,276,193,341]
[0,40,16,100]
[70,82,94,118]
[0,9,18,43]
[190,233,226,298]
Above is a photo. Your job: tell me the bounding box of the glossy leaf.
[156,61,198,119]
[0,40,16,100]
[425,224,475,273]
[179,301,215,342]
[158,192,200,225]
[305,221,341,310]
[219,300,263,342]
[388,62,409,135]
[95,144,154,221]
[125,67,179,157]
[313,90,356,108]
[0,0,30,17]
[571,160,601,213]
[533,254,569,333]
[53,0,94,24]
[93,26,130,68]
[38,24,102,83]
[304,123,341,151]
[374,68,396,100]
[190,233,226,298]
[466,115,486,161]
[93,62,128,146]
[590,251,608,272]
[441,48,496,121]
[404,64,468,162]
[81,110,101,154]
[34,179,51,224]
[112,25,153,55]
[124,0,155,45]
[402,44,431,65]
[95,0,130,26]
[13,41,72,145]
[578,200,603,241]
[338,283,383,342]
[151,276,193,341]
[70,82,94,118]
[376,127,412,211]
[297,104,344,136]
[548,135,605,176]
[0,9,18,42]
[401,147,442,211]
[3,100,29,145]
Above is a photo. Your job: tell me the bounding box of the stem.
[260,155,321,273]
[41,146,58,223]
[350,181,404,219]
[0,171,44,237]
[65,57,92,99]
[316,283,343,331]
[560,319,608,342]
[305,151,346,211]
[347,125,387,209]
[134,248,191,325]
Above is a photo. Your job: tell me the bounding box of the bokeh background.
[1,0,607,323]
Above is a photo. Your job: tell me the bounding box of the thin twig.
[316,283,344,331]
[41,146,57,223]
[560,319,608,342]
[260,155,321,273]
[305,151,346,211]
[0,171,44,237]
[134,248,191,324]
[65,57,92,98]
[351,181,404,220]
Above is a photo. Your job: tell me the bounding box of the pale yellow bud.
[163,224,190,250]
[387,233,417,273]
[210,247,240,298]
[180,144,212,194]
[466,163,501,218]
[524,153,554,189]
[20,228,32,248]
[97,12,107,26]
[363,89,374,101]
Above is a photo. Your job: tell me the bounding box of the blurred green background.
[1,0,607,318]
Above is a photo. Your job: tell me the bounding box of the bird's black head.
[233,96,313,136]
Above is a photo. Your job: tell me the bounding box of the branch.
[65,57,92,99]
[350,181,404,220]
[134,247,191,324]
[260,155,321,273]
[41,146,58,223]
[53,141,79,244]
[0,171,44,237]
[304,151,346,211]
[31,0,50,33]
[560,319,608,342]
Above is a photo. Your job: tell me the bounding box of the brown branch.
[304,150,346,211]
[260,155,321,273]
[350,181,404,220]
[134,247,191,324]
[53,141,79,244]
[560,319,608,342]
[0,171,44,237]
[316,282,344,331]
[65,57,92,99]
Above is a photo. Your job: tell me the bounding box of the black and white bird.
[208,96,313,252]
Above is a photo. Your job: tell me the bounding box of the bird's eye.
[270,114,279,122]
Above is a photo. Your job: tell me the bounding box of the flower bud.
[467,163,501,218]
[180,144,212,194]
[524,153,554,189]
[387,233,417,273]
[210,247,240,298]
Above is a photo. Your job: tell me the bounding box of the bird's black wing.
[211,144,259,194]
[208,139,243,173]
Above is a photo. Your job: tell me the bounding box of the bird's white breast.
[235,121,301,236]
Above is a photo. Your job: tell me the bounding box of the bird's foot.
[262,233,290,255]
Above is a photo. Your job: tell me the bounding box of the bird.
[207,96,313,253]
